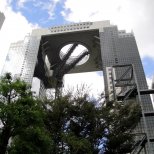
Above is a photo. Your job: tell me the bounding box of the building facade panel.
[1,36,30,78]
[100,25,154,153]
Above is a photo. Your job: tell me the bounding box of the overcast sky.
[0,0,154,95]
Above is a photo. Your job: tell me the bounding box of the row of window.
[50,22,92,29]
[50,26,90,33]
[119,35,134,38]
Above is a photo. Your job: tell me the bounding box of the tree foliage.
[43,91,141,154]
[0,74,141,154]
[0,73,51,154]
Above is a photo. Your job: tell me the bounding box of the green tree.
[0,73,51,154]
[102,100,141,153]
[43,90,141,154]
[0,74,141,153]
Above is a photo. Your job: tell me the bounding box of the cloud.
[61,0,154,59]
[64,71,104,97]
[44,0,61,19]
[0,0,39,73]
[146,76,154,107]
[146,76,152,89]
[17,0,29,8]
[18,0,61,20]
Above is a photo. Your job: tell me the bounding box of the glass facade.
[100,26,154,153]
[20,35,41,84]
[1,35,30,78]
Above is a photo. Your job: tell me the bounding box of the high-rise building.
[2,21,154,153]
[0,12,5,30]
[1,35,30,78]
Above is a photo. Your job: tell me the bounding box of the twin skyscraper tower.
[2,21,154,153]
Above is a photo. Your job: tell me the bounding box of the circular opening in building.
[60,43,89,66]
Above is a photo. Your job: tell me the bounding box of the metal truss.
[109,64,154,154]
[110,64,154,103]
[108,64,154,154]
